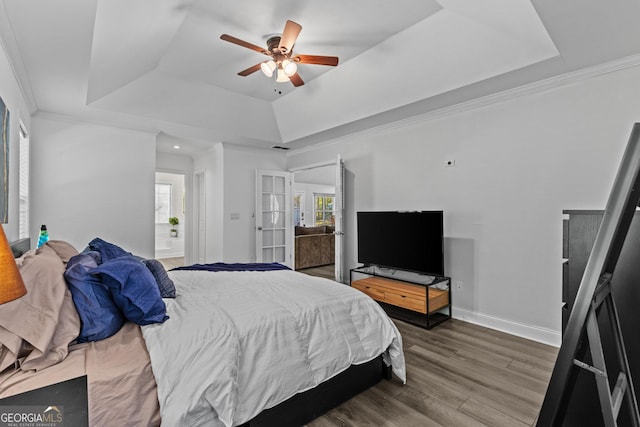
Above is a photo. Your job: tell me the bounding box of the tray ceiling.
[2,0,640,152]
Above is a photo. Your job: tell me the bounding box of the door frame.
[289,156,344,282]
[155,169,190,263]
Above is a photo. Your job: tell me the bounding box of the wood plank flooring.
[297,264,336,280]
[158,257,184,270]
[308,319,558,426]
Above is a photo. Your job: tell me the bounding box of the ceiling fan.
[220,20,339,87]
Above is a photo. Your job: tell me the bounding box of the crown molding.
[33,110,159,137]
[289,53,640,156]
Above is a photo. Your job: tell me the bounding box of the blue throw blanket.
[171,262,291,272]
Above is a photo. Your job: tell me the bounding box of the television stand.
[349,266,451,329]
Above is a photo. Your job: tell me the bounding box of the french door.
[334,155,345,282]
[255,170,292,267]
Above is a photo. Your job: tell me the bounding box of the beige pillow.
[0,244,81,371]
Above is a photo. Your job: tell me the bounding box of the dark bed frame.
[9,239,394,426]
[240,354,392,427]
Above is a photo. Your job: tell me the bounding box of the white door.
[334,155,345,282]
[256,170,292,267]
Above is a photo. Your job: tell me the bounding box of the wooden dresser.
[350,267,451,329]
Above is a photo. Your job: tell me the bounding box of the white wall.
[193,143,224,263]
[157,150,193,172]
[191,143,286,263]
[222,144,286,262]
[31,115,157,258]
[286,64,640,345]
[0,37,31,242]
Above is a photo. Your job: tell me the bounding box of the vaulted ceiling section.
[2,0,640,151]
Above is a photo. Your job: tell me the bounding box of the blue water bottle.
[37,224,49,248]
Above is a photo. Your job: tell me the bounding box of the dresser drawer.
[352,281,385,301]
[351,276,446,315]
[350,269,451,329]
[384,291,426,313]
[428,288,449,312]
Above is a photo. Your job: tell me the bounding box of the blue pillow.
[86,237,131,263]
[91,256,169,325]
[143,259,176,298]
[64,252,124,343]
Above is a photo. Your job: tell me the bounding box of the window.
[314,193,335,226]
[293,192,304,226]
[155,183,171,223]
[18,121,29,239]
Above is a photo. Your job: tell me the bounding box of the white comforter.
[141,269,405,427]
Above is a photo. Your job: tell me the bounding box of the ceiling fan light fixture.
[260,60,276,77]
[282,59,297,77]
[276,67,290,83]
[220,20,339,88]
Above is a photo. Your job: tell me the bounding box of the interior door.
[256,170,292,267]
[334,155,345,282]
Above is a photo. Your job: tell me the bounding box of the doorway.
[154,171,185,265]
[291,157,344,282]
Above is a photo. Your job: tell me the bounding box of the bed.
[0,239,405,426]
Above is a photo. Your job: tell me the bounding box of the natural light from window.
[18,121,29,239]
[314,193,335,226]
[155,183,171,224]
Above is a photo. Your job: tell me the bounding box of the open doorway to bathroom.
[155,171,185,268]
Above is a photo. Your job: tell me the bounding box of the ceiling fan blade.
[220,34,269,55]
[289,73,304,87]
[294,54,339,66]
[278,20,302,54]
[237,63,263,76]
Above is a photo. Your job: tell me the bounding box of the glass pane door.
[256,170,292,266]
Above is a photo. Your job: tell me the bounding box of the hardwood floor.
[308,319,558,427]
[157,256,184,270]
[297,264,335,280]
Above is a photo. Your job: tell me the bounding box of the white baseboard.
[452,307,561,347]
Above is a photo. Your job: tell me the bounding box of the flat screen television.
[357,211,444,276]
